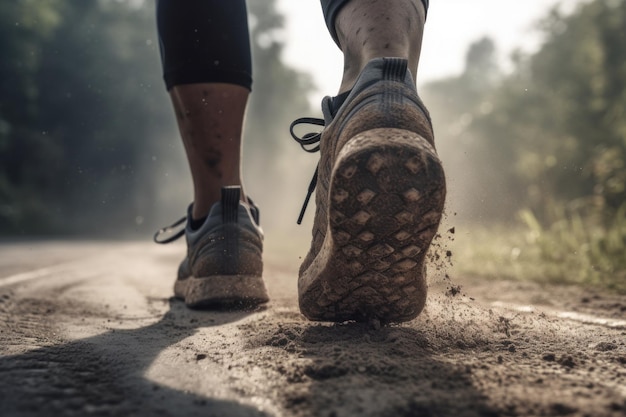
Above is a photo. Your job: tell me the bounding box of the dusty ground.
[0,240,624,417]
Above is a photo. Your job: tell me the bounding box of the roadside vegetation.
[425,0,626,293]
[453,206,626,294]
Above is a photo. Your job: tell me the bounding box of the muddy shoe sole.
[298,128,446,323]
[175,275,269,309]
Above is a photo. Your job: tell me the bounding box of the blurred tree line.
[425,0,626,226]
[3,0,625,242]
[0,0,312,236]
[425,0,626,290]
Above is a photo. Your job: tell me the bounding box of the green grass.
[453,206,626,294]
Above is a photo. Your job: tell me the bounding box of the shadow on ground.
[0,299,269,417]
[242,311,499,417]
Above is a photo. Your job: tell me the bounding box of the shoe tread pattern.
[299,129,445,322]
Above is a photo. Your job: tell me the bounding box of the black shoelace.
[289,117,326,224]
[153,215,186,244]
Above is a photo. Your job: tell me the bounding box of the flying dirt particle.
[196,353,207,361]
[498,316,514,338]
[508,344,516,353]
[542,353,556,362]
[447,227,455,234]
[446,285,462,297]
[446,250,452,257]
[497,355,503,364]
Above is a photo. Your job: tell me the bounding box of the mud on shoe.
[154,186,268,308]
[291,58,446,323]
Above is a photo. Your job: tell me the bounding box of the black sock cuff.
[189,215,207,231]
[329,90,351,116]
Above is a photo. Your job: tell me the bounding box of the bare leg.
[334,0,426,93]
[169,83,249,220]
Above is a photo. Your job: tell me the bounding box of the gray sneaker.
[155,186,268,308]
[290,58,446,323]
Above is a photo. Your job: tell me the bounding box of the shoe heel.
[183,274,269,308]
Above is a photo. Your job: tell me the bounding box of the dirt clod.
[446,285,462,297]
[595,342,617,352]
[303,363,348,380]
[558,355,576,368]
[551,402,578,416]
[369,318,381,330]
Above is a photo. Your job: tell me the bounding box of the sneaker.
[291,57,446,323]
[154,186,268,308]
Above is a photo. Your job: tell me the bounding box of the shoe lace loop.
[290,117,325,224]
[153,215,186,244]
[290,117,324,153]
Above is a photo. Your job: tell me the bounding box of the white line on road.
[491,301,626,329]
[0,261,85,288]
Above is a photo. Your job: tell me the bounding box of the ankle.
[339,51,412,93]
[191,185,248,220]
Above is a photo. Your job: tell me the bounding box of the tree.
[0,0,315,235]
[421,37,509,221]
[0,0,66,232]
[423,0,626,224]
[479,0,626,221]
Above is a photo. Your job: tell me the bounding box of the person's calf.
[169,83,249,220]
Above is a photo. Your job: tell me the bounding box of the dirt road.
[1,240,625,417]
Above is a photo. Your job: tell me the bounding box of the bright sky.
[277,0,585,102]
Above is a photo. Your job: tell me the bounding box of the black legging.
[156,0,429,91]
